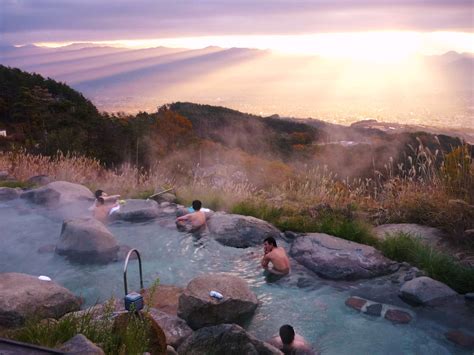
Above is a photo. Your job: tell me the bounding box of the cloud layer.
[2,0,473,44]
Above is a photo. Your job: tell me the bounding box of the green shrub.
[379,233,474,294]
[0,180,34,189]
[6,299,151,354]
[441,145,473,203]
[231,200,378,246]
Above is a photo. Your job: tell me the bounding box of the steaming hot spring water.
[0,199,470,354]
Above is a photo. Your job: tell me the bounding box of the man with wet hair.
[268,324,315,354]
[261,236,290,275]
[176,199,206,231]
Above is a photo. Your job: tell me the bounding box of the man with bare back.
[261,236,290,275]
[176,200,207,232]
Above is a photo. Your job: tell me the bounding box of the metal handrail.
[123,248,143,296]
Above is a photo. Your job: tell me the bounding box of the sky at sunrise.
[1,0,473,131]
[2,0,473,59]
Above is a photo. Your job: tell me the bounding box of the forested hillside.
[0,66,469,182]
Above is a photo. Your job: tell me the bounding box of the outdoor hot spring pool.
[0,199,469,355]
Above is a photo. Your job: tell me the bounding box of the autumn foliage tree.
[144,106,196,161]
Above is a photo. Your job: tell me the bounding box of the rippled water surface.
[0,200,469,354]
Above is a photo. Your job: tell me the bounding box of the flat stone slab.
[345,297,367,311]
[290,233,396,280]
[384,309,413,324]
[345,296,414,324]
[365,303,383,316]
[0,272,81,327]
[399,276,457,305]
[445,330,474,349]
[374,224,444,247]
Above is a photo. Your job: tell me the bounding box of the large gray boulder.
[207,212,281,248]
[58,334,105,355]
[399,276,457,305]
[148,308,193,349]
[178,273,258,329]
[290,233,396,280]
[374,224,444,247]
[56,218,119,263]
[177,324,282,355]
[0,187,21,201]
[21,181,93,207]
[0,272,81,327]
[111,199,160,222]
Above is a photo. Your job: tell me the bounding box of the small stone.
[445,330,474,349]
[391,278,401,284]
[410,267,420,273]
[384,309,412,324]
[404,274,414,281]
[160,202,171,208]
[465,293,474,301]
[365,303,382,317]
[464,229,474,238]
[345,297,367,311]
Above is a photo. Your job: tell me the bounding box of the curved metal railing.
[123,248,143,295]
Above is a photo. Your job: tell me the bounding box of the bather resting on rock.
[176,200,207,233]
[95,189,120,203]
[93,197,118,224]
[261,236,290,276]
[89,189,121,212]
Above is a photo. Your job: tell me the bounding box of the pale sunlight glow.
[34,31,474,63]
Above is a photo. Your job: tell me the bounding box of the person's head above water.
[263,236,277,254]
[192,200,202,211]
[95,189,104,199]
[264,236,277,247]
[279,324,295,345]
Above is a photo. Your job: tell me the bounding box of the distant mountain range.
[1,43,473,133]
